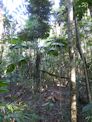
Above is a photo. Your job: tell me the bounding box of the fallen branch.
[40,70,70,80]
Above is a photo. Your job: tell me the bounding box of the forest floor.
[0,82,86,122]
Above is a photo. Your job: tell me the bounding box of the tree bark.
[40,70,70,80]
[34,51,41,92]
[66,0,77,122]
[74,16,92,103]
[88,6,92,17]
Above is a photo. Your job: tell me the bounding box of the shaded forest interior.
[0,0,92,122]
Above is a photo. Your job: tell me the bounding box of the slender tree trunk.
[66,0,77,122]
[74,16,92,102]
[88,6,92,17]
[34,51,41,90]
[0,43,4,78]
[0,9,4,79]
[34,40,41,92]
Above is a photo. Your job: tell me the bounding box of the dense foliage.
[0,0,92,122]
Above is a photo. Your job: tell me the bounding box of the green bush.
[0,102,41,122]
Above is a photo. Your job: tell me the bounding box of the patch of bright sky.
[49,0,60,24]
[52,0,60,10]
[3,0,60,31]
[3,0,28,31]
[2,0,60,47]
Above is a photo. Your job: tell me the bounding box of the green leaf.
[6,64,16,73]
[82,103,92,113]
[51,42,64,47]
[17,58,28,67]
[0,81,8,87]
[10,44,28,50]
[6,104,14,113]
[0,88,9,93]
[0,113,3,122]
[9,38,21,44]
[82,103,92,121]
[47,48,58,56]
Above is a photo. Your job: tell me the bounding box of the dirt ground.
[0,82,87,122]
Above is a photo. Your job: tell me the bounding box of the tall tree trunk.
[0,8,3,39]
[0,7,4,79]
[88,6,92,17]
[34,45,41,92]
[74,16,92,103]
[66,0,77,122]
[35,52,41,86]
